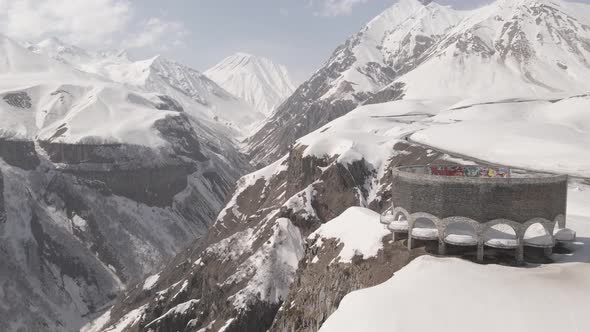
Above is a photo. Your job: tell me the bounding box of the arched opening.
[444,221,478,246]
[380,205,395,225]
[388,208,410,232]
[411,217,439,241]
[484,224,518,249]
[524,222,553,248]
[394,211,408,222]
[552,215,576,242]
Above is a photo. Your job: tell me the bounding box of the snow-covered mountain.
[205,53,296,116]
[395,0,590,98]
[30,38,265,138]
[91,1,590,331]
[0,34,252,331]
[246,0,590,165]
[245,0,465,165]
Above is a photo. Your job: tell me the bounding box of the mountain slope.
[245,0,465,165]
[31,39,265,138]
[91,0,590,331]
[205,53,296,116]
[246,0,590,166]
[0,34,251,332]
[394,0,590,98]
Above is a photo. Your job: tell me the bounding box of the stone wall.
[391,168,568,223]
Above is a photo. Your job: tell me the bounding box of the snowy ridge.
[31,38,265,138]
[394,0,590,98]
[245,0,467,165]
[0,35,173,146]
[322,0,466,101]
[205,53,295,116]
[247,0,590,165]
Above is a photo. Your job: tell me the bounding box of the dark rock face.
[154,113,208,162]
[156,95,184,112]
[0,138,40,170]
[39,142,194,207]
[68,165,193,207]
[0,113,249,331]
[362,82,406,106]
[270,239,426,332]
[246,33,397,166]
[3,91,32,108]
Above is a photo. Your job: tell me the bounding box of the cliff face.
[270,239,428,332]
[0,138,40,170]
[91,134,471,332]
[0,112,249,331]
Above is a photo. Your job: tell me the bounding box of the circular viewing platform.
[380,165,575,264]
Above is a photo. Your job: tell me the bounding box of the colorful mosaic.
[429,166,510,178]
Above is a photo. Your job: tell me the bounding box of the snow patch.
[142,273,160,291]
[310,207,390,263]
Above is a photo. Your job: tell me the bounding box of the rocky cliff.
[0,105,249,332]
[91,130,473,332]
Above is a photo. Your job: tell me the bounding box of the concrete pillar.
[516,244,524,265]
[544,247,553,257]
[438,239,446,256]
[392,232,398,242]
[477,241,484,262]
[407,233,413,250]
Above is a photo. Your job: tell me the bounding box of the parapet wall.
[391,166,568,223]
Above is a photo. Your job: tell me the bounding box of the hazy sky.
[1,0,590,82]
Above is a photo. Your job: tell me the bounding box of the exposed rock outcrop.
[0,138,40,170]
[270,239,428,332]
[91,136,471,332]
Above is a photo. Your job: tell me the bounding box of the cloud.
[309,0,370,17]
[0,0,187,51]
[126,17,188,50]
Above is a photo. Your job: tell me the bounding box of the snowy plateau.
[1,0,590,331]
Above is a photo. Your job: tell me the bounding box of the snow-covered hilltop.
[205,52,296,116]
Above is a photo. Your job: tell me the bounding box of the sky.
[1,0,590,83]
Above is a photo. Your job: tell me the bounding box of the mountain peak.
[205,53,296,115]
[233,52,254,58]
